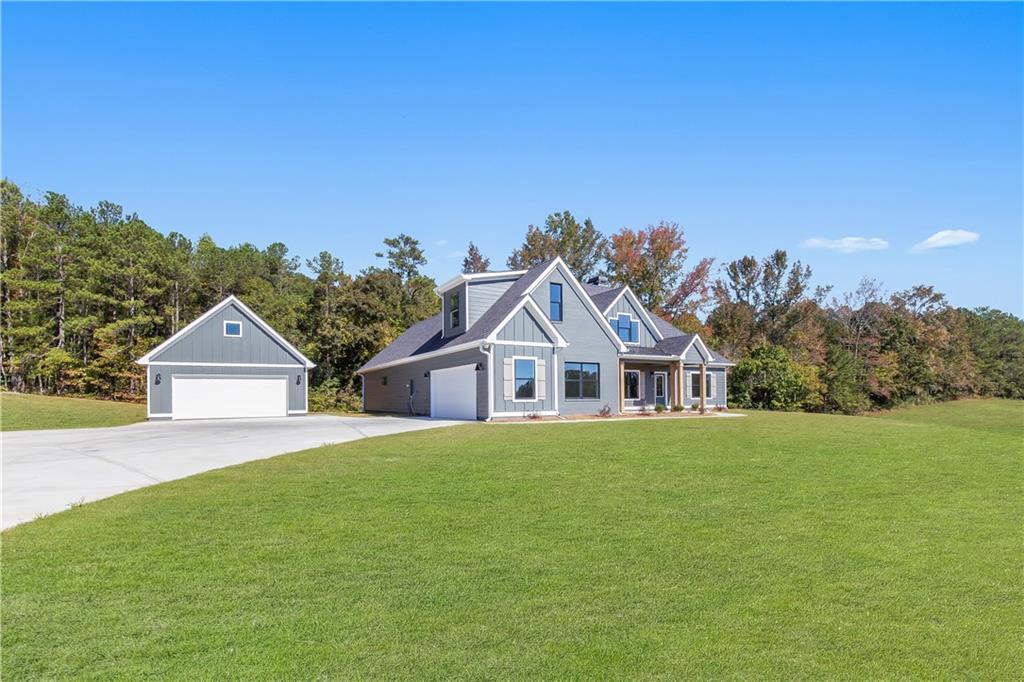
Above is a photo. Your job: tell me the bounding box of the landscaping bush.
[654,404,665,413]
[729,344,813,411]
[308,378,362,413]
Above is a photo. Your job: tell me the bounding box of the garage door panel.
[430,364,477,420]
[171,376,288,420]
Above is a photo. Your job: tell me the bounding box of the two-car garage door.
[429,364,477,420]
[171,376,288,420]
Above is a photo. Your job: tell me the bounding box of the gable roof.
[137,295,315,368]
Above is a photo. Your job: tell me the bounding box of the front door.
[654,372,667,407]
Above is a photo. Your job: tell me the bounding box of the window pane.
[626,372,639,400]
[225,322,241,336]
[549,283,563,321]
[691,373,700,396]
[515,359,535,380]
[630,322,638,343]
[582,379,599,399]
[515,378,535,400]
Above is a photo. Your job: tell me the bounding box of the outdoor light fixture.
[296,374,301,385]
[155,373,162,385]
[424,372,430,378]
[475,363,484,371]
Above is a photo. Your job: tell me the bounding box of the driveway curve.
[2,415,461,529]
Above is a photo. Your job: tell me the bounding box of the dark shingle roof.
[359,259,556,372]
[360,260,732,371]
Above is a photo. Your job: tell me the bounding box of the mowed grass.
[0,392,146,431]
[2,401,1021,679]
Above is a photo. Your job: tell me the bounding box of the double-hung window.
[613,314,639,344]
[565,362,599,399]
[450,292,460,328]
[514,358,536,400]
[690,372,712,398]
[549,283,563,321]
[624,370,641,400]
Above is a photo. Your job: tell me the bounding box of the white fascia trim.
[145,362,304,368]
[491,340,555,348]
[485,296,569,348]
[679,333,714,364]
[491,410,559,418]
[356,340,483,374]
[137,295,316,368]
[602,286,664,342]
[434,270,527,296]
[522,258,628,352]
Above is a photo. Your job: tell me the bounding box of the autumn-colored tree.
[507,211,605,281]
[605,221,713,314]
[462,242,490,273]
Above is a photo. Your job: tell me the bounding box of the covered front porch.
[616,355,716,413]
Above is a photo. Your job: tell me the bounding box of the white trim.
[491,410,559,418]
[511,356,539,403]
[146,361,304,368]
[485,296,569,348]
[679,333,714,364]
[356,340,482,374]
[623,354,677,362]
[623,369,642,401]
[223,320,244,337]
[602,286,664,342]
[288,410,308,415]
[552,348,559,413]
[434,269,528,296]
[146,365,152,418]
[653,371,668,405]
[483,344,495,420]
[302,367,308,413]
[148,412,172,418]
[520,259,627,352]
[610,312,642,346]
[137,295,315,368]
[449,290,461,330]
[490,340,556,348]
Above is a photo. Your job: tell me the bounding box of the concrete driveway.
[2,415,461,529]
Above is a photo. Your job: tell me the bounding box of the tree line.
[2,179,1021,412]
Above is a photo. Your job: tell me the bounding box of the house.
[137,296,315,420]
[358,257,732,419]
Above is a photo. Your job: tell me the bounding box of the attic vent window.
[223,321,243,337]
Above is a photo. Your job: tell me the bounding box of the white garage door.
[430,364,477,420]
[171,375,288,420]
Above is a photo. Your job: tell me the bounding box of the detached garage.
[136,296,315,420]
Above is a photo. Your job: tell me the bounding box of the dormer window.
[613,314,639,344]
[223,320,243,337]
[450,292,460,328]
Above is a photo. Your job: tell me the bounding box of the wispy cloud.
[802,236,889,253]
[436,239,449,246]
[911,229,979,252]
[446,250,466,259]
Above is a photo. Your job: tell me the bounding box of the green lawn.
[2,401,1021,679]
[0,392,147,431]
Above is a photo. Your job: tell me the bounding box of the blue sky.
[3,2,1021,313]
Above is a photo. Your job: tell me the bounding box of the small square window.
[223,321,242,337]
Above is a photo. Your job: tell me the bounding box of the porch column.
[699,362,707,413]
[669,363,676,408]
[678,360,684,407]
[618,359,625,414]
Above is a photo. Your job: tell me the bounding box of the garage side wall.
[362,347,487,418]
[149,365,307,416]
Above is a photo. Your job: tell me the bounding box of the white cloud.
[802,236,889,253]
[446,250,466,259]
[911,229,979,252]
[436,239,449,246]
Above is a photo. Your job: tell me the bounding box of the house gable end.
[527,260,626,352]
[496,306,555,344]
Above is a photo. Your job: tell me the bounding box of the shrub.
[730,344,813,411]
[308,378,363,413]
[671,404,684,412]
[654,404,665,413]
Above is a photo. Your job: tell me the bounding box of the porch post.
[619,359,625,414]
[678,360,684,408]
[699,361,707,413]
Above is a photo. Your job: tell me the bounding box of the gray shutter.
[503,358,514,401]
[536,359,546,400]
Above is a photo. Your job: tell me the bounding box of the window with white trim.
[223,321,242,337]
[690,372,712,398]
[450,292,460,328]
[612,313,639,344]
[549,283,563,321]
[514,358,536,400]
[624,370,641,400]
